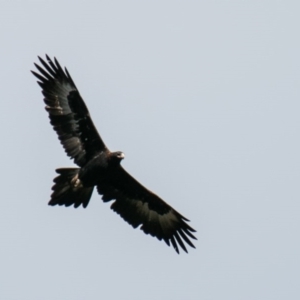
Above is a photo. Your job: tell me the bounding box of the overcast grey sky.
[1,1,300,299]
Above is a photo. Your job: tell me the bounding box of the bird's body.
[79,151,124,186]
[32,55,196,253]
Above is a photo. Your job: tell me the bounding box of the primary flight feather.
[32,55,196,253]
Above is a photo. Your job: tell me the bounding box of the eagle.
[32,55,196,253]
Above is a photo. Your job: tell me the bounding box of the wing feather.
[97,167,196,254]
[32,55,107,166]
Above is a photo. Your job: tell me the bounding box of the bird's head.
[110,151,125,165]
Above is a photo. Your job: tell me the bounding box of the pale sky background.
[1,1,300,299]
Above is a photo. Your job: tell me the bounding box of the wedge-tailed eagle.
[32,55,196,253]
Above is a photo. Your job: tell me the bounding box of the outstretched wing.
[31,55,107,167]
[97,167,196,254]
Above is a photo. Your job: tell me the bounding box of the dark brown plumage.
[32,55,196,253]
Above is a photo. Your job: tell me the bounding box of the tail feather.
[49,168,94,208]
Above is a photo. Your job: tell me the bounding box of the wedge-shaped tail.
[50,168,94,208]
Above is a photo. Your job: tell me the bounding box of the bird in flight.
[32,55,196,253]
